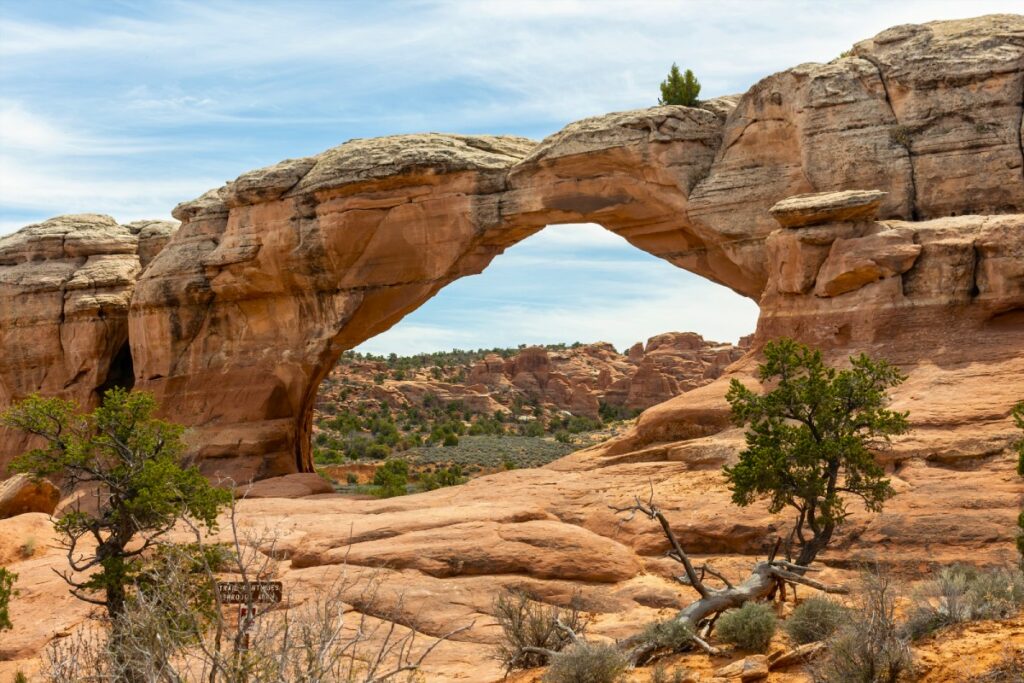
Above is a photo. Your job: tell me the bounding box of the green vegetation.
[314,346,645,499]
[639,619,694,651]
[1,388,232,619]
[902,565,1024,641]
[339,342,586,373]
[0,567,15,630]
[372,458,409,498]
[725,338,908,566]
[714,602,777,652]
[404,435,574,471]
[543,642,627,683]
[784,597,850,645]
[658,63,700,106]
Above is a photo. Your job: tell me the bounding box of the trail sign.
[216,581,283,604]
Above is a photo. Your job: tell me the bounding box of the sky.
[1,0,1019,354]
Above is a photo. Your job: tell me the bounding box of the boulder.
[0,475,60,518]
[814,228,922,296]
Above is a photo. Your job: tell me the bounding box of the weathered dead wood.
[610,490,848,665]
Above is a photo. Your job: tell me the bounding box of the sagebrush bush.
[813,569,912,683]
[641,618,693,651]
[902,565,1024,640]
[494,591,589,672]
[543,642,627,683]
[784,597,850,645]
[715,602,777,652]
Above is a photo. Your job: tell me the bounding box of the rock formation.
[0,14,1020,487]
[327,334,744,426]
[0,215,177,466]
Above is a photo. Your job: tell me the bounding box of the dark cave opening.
[97,341,136,396]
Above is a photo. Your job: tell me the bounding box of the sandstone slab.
[0,475,59,519]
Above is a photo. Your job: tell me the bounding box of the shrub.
[813,569,912,683]
[641,618,694,651]
[0,568,15,630]
[715,602,777,652]
[784,597,850,645]
[443,433,459,447]
[494,591,589,672]
[554,430,572,444]
[902,565,1024,640]
[520,421,545,437]
[543,642,627,683]
[345,472,358,485]
[372,459,409,498]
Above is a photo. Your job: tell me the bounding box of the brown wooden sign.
[216,581,283,604]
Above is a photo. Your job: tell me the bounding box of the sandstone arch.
[128,105,755,482]
[2,14,1023,482]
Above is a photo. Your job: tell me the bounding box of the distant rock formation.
[319,333,746,424]
[0,15,1022,485]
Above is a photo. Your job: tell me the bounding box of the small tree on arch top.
[659,63,701,106]
[725,338,909,567]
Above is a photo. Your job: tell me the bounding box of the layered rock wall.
[1,15,1022,482]
[0,215,176,463]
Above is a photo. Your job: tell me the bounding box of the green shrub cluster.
[418,464,465,491]
[784,597,850,645]
[542,642,627,683]
[715,602,777,652]
[640,618,693,651]
[372,459,409,498]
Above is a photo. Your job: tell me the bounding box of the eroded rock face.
[0,215,177,468]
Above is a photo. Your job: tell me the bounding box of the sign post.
[216,581,283,650]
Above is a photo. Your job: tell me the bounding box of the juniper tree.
[2,388,231,618]
[659,63,701,106]
[725,339,909,566]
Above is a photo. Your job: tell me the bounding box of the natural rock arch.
[2,14,1024,482]
[128,105,754,482]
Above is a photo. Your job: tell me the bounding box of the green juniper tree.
[725,339,909,567]
[2,388,231,619]
[659,63,701,106]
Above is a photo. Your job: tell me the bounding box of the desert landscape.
[1,10,1023,683]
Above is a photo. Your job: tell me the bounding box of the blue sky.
[1,1,1017,354]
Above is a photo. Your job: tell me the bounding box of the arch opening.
[301,222,758,480]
